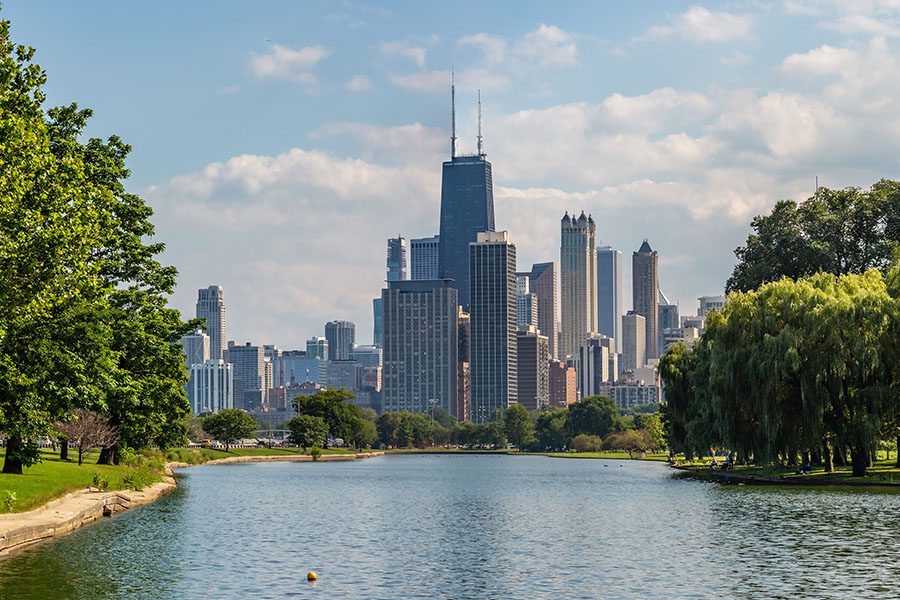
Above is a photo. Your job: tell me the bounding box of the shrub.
[91,472,110,491]
[310,446,322,462]
[571,434,603,452]
[3,491,16,512]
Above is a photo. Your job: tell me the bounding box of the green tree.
[201,410,258,452]
[570,434,602,452]
[567,396,620,440]
[633,412,666,452]
[534,408,569,451]
[504,404,534,450]
[293,389,362,446]
[287,415,328,451]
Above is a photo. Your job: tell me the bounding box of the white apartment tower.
[196,285,226,361]
[560,212,598,361]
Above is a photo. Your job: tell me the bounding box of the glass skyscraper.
[597,246,623,354]
[438,154,495,309]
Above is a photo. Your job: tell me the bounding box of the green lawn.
[540,451,670,461]
[0,449,154,514]
[680,453,900,485]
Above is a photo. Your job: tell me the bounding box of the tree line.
[662,180,900,477]
[0,19,192,474]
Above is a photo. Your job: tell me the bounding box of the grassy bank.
[677,455,900,486]
[541,451,669,461]
[0,449,163,514]
[0,446,377,514]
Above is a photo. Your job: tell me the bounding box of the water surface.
[1,455,897,599]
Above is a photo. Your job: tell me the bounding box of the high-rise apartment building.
[437,81,494,309]
[373,298,384,348]
[597,246,623,354]
[658,290,679,357]
[386,236,408,282]
[457,308,471,422]
[275,350,321,387]
[698,295,726,317]
[188,359,233,415]
[180,327,210,369]
[381,280,459,416]
[516,326,549,411]
[469,231,517,423]
[549,360,577,407]
[560,212,598,360]
[622,312,647,371]
[325,320,355,361]
[632,240,659,361]
[529,262,559,359]
[306,336,329,361]
[196,285,226,360]
[578,335,616,398]
[410,235,440,280]
[225,341,265,411]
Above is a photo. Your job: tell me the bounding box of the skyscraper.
[386,236,408,282]
[410,235,440,280]
[306,336,329,361]
[516,274,539,329]
[196,285,226,360]
[225,341,265,411]
[658,290,679,357]
[438,79,494,309]
[179,327,210,369]
[529,262,559,359]
[325,320,355,361]
[516,326,549,411]
[622,312,647,371]
[597,246,623,354]
[560,212,598,361]
[188,360,233,415]
[632,240,659,361]
[469,231,517,423]
[381,280,459,416]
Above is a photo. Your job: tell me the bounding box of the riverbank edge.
[671,464,900,488]
[0,451,383,557]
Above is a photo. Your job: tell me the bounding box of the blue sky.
[6,1,900,348]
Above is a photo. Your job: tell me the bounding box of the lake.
[1,454,898,599]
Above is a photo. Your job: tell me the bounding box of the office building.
[274,350,322,387]
[306,336,329,361]
[549,360,577,407]
[180,327,210,370]
[698,295,726,317]
[529,262,559,359]
[469,231,517,422]
[350,345,383,369]
[196,285,226,360]
[517,326,549,411]
[437,80,495,309]
[622,312,647,371]
[516,274,539,329]
[599,381,660,412]
[387,236,408,282]
[410,235,440,280]
[597,246,623,353]
[579,335,616,398]
[225,341,265,411]
[560,212,598,360]
[327,360,360,392]
[373,298,384,348]
[658,290,679,357]
[458,308,471,422]
[188,359,233,415]
[381,279,459,416]
[633,240,659,361]
[325,320,355,361]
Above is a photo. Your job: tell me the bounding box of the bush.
[3,491,16,512]
[121,466,158,491]
[91,472,110,491]
[571,434,603,452]
[310,446,322,462]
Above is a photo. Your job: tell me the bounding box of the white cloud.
[249,44,330,84]
[514,24,578,67]
[636,5,754,43]
[378,40,429,67]
[779,44,857,76]
[390,70,449,92]
[346,75,373,92]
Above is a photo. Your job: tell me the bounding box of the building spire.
[450,68,457,158]
[477,89,484,156]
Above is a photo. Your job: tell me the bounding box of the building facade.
[225,341,265,411]
[410,235,440,280]
[549,360,577,407]
[387,236,408,282]
[305,336,329,361]
[578,335,615,398]
[516,326,550,411]
[188,359,233,415]
[632,240,659,361]
[381,279,459,416]
[325,320,355,361]
[469,231,517,423]
[180,327,210,370]
[196,285,226,360]
[622,312,647,371]
[560,212,598,361]
[529,262,559,359]
[698,295,726,317]
[516,274,539,330]
[597,246,623,354]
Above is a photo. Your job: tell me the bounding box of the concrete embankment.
[0,451,382,557]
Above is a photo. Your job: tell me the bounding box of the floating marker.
[307,571,317,582]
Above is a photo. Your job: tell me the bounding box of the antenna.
[477,89,484,156]
[450,68,457,158]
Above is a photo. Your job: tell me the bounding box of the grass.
[163,446,369,464]
[541,450,670,461]
[0,449,162,514]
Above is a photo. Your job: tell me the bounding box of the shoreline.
[0,451,383,558]
[671,464,900,488]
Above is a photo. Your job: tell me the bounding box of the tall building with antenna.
[438,76,495,309]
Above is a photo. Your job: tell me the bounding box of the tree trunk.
[60,439,69,462]
[97,443,118,466]
[850,447,868,477]
[833,446,846,466]
[2,436,24,475]
[822,438,834,473]
[77,446,84,466]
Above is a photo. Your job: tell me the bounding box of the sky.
[6,1,900,348]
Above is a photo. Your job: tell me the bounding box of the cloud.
[825,14,900,36]
[346,75,373,92]
[390,70,449,92]
[514,24,578,67]
[635,5,754,43]
[249,44,330,84]
[378,40,430,67]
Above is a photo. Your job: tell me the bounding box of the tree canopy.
[201,410,258,452]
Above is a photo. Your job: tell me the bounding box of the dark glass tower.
[438,82,494,309]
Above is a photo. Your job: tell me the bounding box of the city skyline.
[6,2,898,348]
